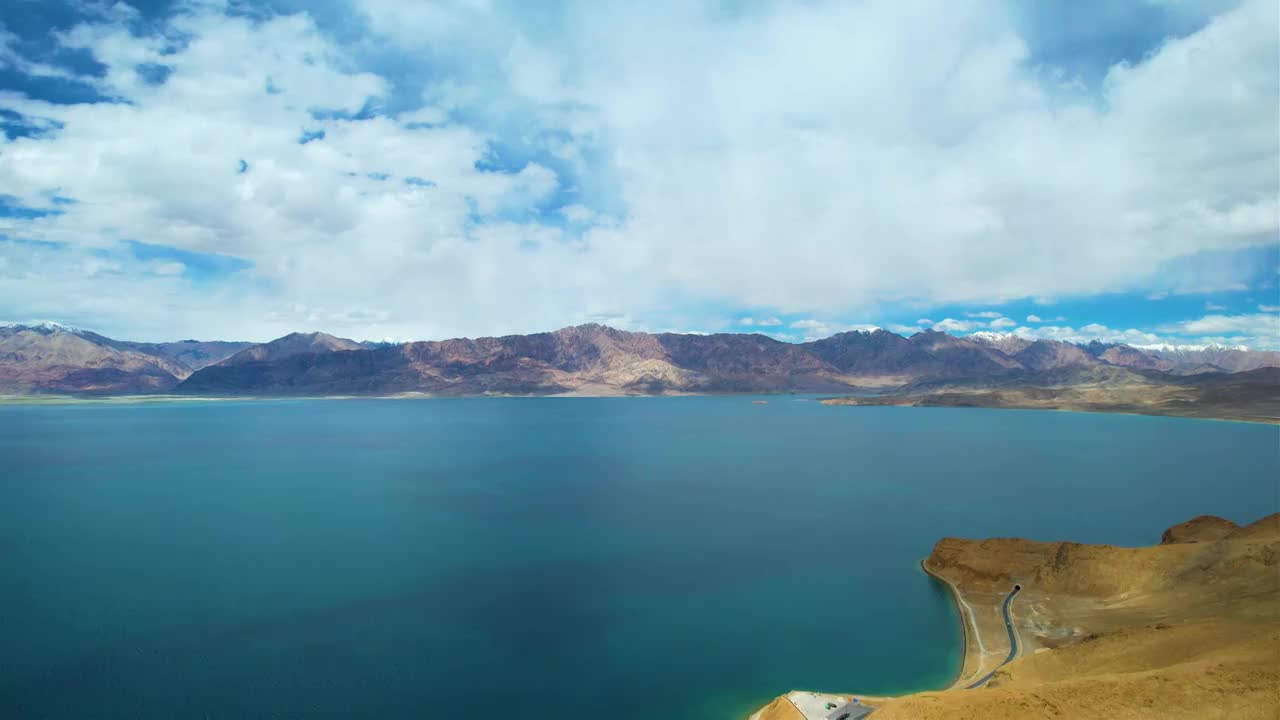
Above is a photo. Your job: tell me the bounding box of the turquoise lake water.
[1,398,1276,719]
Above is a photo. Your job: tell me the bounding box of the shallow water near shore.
[1,398,1276,719]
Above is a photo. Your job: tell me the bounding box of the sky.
[0,0,1277,348]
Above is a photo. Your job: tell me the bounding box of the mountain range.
[2,321,1277,398]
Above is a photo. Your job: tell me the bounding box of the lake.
[1,398,1276,719]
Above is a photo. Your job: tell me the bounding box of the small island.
[751,512,1280,719]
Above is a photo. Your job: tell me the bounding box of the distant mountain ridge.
[0,323,252,394]
[1,322,1277,397]
[215,332,364,366]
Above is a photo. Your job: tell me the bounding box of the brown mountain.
[6,322,1278,401]
[1011,339,1100,371]
[1093,342,1175,371]
[216,331,364,366]
[121,339,255,371]
[168,325,1280,399]
[1143,345,1280,374]
[178,324,854,396]
[907,329,1023,377]
[800,329,939,378]
[0,324,186,394]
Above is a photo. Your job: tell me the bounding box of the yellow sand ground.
[751,512,1280,719]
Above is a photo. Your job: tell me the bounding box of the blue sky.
[0,0,1276,347]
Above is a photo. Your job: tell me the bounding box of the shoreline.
[750,513,1280,718]
[0,392,1275,424]
[919,559,975,690]
[818,398,1280,425]
[744,560,981,720]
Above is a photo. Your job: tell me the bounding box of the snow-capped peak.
[1135,342,1249,353]
[968,331,1017,342]
[0,320,84,334]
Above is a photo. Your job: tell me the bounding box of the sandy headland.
[751,512,1280,719]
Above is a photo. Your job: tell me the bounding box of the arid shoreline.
[820,390,1280,425]
[750,512,1280,719]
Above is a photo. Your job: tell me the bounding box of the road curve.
[964,584,1022,689]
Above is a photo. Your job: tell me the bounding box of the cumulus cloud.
[1158,313,1280,337]
[1007,315,1280,350]
[789,318,880,341]
[932,318,980,333]
[0,7,630,341]
[1012,323,1167,346]
[0,0,1275,341]
[740,316,783,327]
[1026,314,1043,323]
[521,0,1277,312]
[989,317,1017,329]
[966,311,1004,318]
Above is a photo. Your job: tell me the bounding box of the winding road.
[965,584,1022,689]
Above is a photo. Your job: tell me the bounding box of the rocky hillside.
[120,339,255,370]
[215,332,363,366]
[0,325,183,394]
[5,322,1279,398]
[177,325,860,395]
[0,323,251,394]
[1144,344,1280,374]
[177,324,1280,397]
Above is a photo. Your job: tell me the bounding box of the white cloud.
[789,318,880,341]
[1013,323,1167,346]
[559,204,596,224]
[1025,314,1043,323]
[0,0,1275,341]
[0,8,628,341]
[966,311,1003,318]
[1008,314,1280,351]
[932,318,980,332]
[1158,313,1280,337]
[1205,301,1226,311]
[916,318,933,325]
[740,316,783,327]
[932,315,1022,333]
[1259,304,1280,312]
[516,0,1277,312]
[149,261,187,276]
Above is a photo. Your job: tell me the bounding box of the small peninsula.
[751,512,1280,719]
[820,366,1280,424]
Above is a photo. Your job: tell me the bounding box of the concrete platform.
[785,691,874,720]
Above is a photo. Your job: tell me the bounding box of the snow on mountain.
[966,331,1034,355]
[0,320,85,334]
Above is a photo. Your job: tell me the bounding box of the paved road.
[964,584,1022,689]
